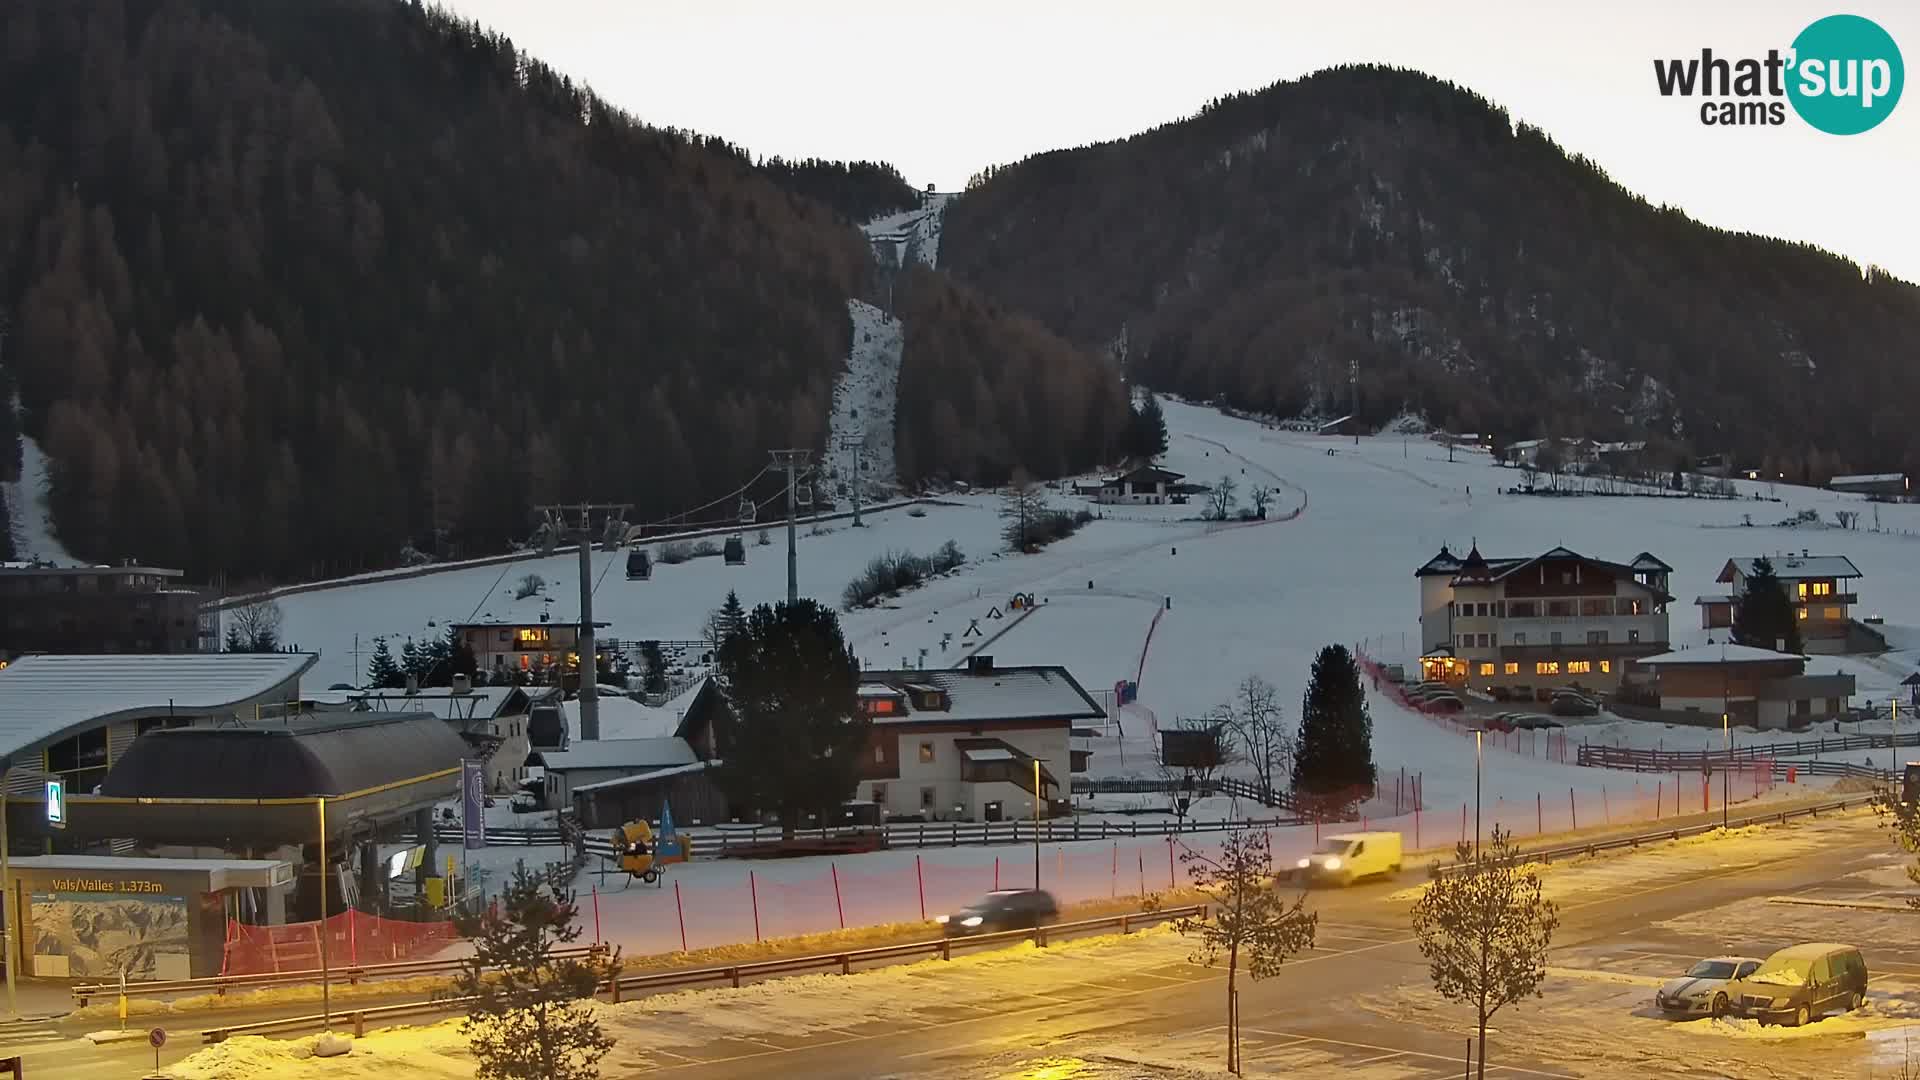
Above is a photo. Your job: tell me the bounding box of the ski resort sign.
[1652,14,1903,133]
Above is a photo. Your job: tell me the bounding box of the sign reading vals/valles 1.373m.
[48,878,169,894]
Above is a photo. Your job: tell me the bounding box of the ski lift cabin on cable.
[738,497,757,525]
[724,535,747,565]
[626,549,652,580]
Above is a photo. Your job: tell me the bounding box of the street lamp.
[1893,698,1901,783]
[1474,729,1483,856]
[2,788,15,1019]
[1034,758,1043,890]
[317,797,333,1031]
[1721,713,1730,830]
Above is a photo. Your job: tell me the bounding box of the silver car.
[1655,956,1762,1017]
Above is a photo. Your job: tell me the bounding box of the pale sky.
[442,0,1918,283]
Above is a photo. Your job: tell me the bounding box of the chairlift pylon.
[723,534,747,566]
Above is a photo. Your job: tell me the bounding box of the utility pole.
[536,503,629,741]
[1350,354,1359,446]
[769,451,813,604]
[838,434,866,527]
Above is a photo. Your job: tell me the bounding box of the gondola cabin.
[723,535,747,565]
[626,549,652,581]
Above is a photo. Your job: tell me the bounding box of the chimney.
[451,673,471,695]
[968,654,994,674]
[405,672,419,695]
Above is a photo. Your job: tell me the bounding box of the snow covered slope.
[1,429,77,564]
[822,300,903,502]
[863,191,951,269]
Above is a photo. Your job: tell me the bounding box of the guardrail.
[72,946,610,1007]
[1429,796,1873,878]
[200,904,1207,1043]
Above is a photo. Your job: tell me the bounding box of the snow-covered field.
[2,427,78,564]
[272,397,1920,952]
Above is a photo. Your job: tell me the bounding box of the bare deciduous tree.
[1409,826,1559,1079]
[1248,484,1273,516]
[1214,675,1293,803]
[999,470,1047,552]
[1172,829,1318,1074]
[1871,784,1920,907]
[1207,474,1238,520]
[225,598,284,652]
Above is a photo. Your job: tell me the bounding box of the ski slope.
[1,429,78,565]
[279,398,1920,811]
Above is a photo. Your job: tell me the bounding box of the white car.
[1655,956,1763,1017]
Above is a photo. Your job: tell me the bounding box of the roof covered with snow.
[570,760,711,794]
[352,685,556,720]
[533,737,697,772]
[0,652,318,764]
[1830,473,1905,486]
[860,666,1104,725]
[559,695,684,740]
[1634,644,1808,666]
[1719,555,1863,582]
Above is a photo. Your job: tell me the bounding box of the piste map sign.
[462,759,486,850]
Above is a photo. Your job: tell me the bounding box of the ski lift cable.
[643,465,775,527]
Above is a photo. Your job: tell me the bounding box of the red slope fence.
[223,910,458,976]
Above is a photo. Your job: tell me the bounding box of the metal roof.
[1634,644,1807,666]
[98,712,470,799]
[862,667,1105,725]
[1719,556,1863,582]
[533,737,698,772]
[0,652,317,765]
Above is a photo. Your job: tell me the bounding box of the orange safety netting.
[222,910,459,976]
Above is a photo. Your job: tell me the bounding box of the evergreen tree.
[712,599,866,837]
[1293,643,1377,804]
[223,625,245,652]
[448,861,616,1080]
[717,590,747,647]
[1123,394,1170,460]
[638,640,668,696]
[1731,556,1803,654]
[443,624,479,684]
[400,637,426,683]
[367,637,404,689]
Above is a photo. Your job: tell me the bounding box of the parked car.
[1514,714,1563,730]
[1424,695,1465,713]
[1294,832,1402,886]
[1728,943,1869,1026]
[1550,691,1599,717]
[934,889,1058,937]
[1655,956,1762,1017]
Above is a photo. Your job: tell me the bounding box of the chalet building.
[452,619,611,678]
[1695,554,1865,653]
[0,562,215,661]
[353,678,559,795]
[1628,644,1855,730]
[1096,465,1185,505]
[531,737,700,808]
[1415,545,1672,699]
[1828,473,1909,498]
[852,656,1103,822]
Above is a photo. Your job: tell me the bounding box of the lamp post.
[1033,758,1043,890]
[1721,713,1730,830]
[1474,729,1483,856]
[1893,698,1901,783]
[2,789,15,1019]
[317,797,332,1031]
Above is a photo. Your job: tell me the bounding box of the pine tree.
[1124,393,1170,460]
[444,624,479,684]
[224,625,245,652]
[448,861,615,1080]
[1293,643,1376,805]
[1731,556,1803,654]
[638,640,668,696]
[400,637,425,683]
[717,590,747,646]
[367,637,404,689]
[712,599,866,837]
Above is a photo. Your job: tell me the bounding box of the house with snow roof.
[850,655,1104,822]
[1626,643,1855,729]
[1414,544,1672,700]
[1696,553,1869,654]
[1096,465,1185,505]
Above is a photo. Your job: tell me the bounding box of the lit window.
[515,627,551,647]
[1797,582,1809,599]
[919,742,935,764]
[1824,606,1843,620]
[1797,608,1809,620]
[1599,660,1612,673]
[872,745,885,764]
[1567,661,1592,675]
[1478,663,1495,677]
[1536,661,1560,675]
[1503,662,1519,675]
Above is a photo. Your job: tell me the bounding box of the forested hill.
[942,65,1920,482]
[0,0,1119,582]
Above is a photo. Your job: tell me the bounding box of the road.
[8,809,1911,1078]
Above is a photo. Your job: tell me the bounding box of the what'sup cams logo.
[1654,13,1903,133]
